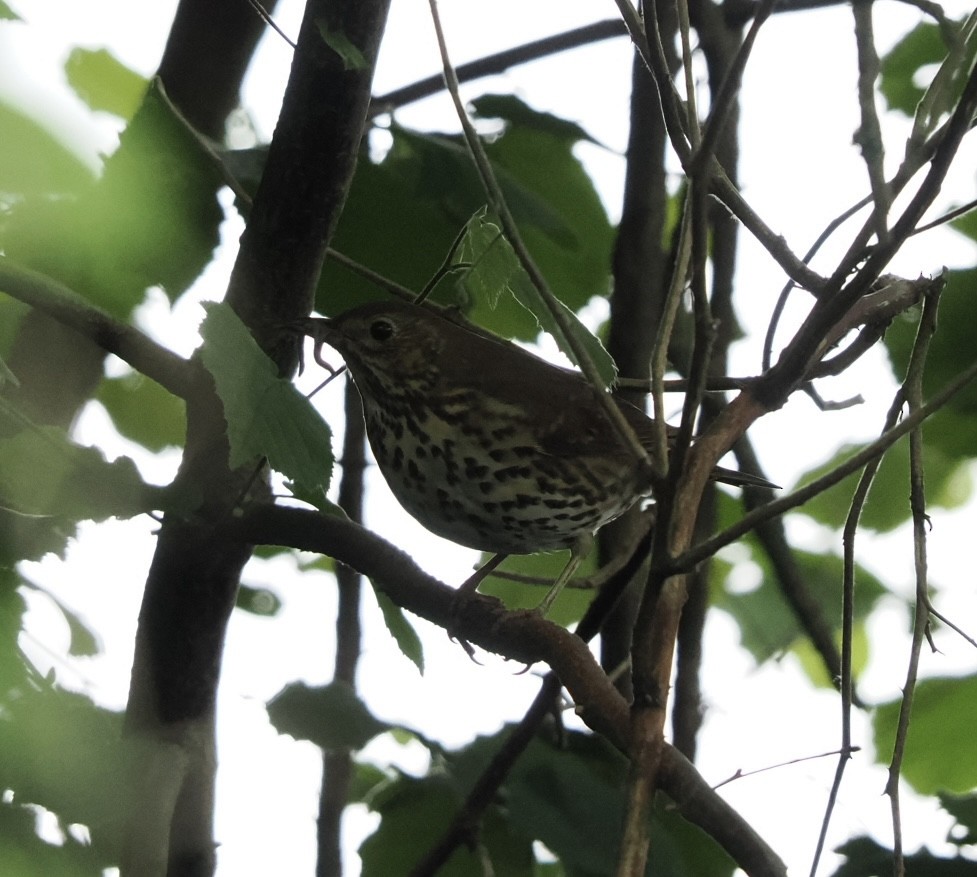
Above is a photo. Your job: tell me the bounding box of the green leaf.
[908,12,977,149]
[455,207,527,309]
[456,208,617,388]
[267,681,389,751]
[885,269,977,424]
[473,95,614,332]
[60,604,101,658]
[199,302,334,493]
[315,19,368,70]
[940,791,977,846]
[0,296,29,365]
[97,372,186,452]
[284,478,347,516]
[873,674,977,794]
[0,2,21,20]
[0,681,126,862]
[64,48,147,120]
[1,81,224,317]
[19,579,100,658]
[0,507,77,564]
[831,835,977,877]
[471,94,603,146]
[0,101,94,198]
[880,22,950,116]
[0,797,107,877]
[360,773,535,877]
[0,570,30,692]
[316,100,613,341]
[363,727,733,876]
[0,352,19,388]
[373,589,424,675]
[478,547,595,626]
[793,436,970,534]
[712,543,886,672]
[0,406,158,522]
[347,762,391,805]
[494,731,734,876]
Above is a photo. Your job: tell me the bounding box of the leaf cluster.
[1,6,977,877]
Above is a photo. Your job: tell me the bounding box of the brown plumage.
[302,301,772,610]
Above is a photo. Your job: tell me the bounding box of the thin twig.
[426,0,650,467]
[926,604,977,649]
[691,0,777,176]
[324,248,417,302]
[615,0,693,161]
[713,745,862,791]
[810,391,902,877]
[725,0,955,28]
[756,60,977,413]
[417,221,471,302]
[317,379,367,874]
[676,0,701,150]
[246,0,296,48]
[617,0,825,293]
[884,280,942,876]
[762,37,971,370]
[672,355,977,573]
[909,194,977,236]
[650,198,696,477]
[710,168,828,292]
[852,1,891,242]
[371,19,627,114]
[0,259,194,400]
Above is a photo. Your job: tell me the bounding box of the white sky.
[5,1,977,875]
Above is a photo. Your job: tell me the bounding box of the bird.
[299,300,773,613]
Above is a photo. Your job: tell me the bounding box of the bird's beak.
[288,317,334,343]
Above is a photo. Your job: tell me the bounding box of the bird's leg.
[535,533,593,615]
[448,553,509,662]
[456,552,509,598]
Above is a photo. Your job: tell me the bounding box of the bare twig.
[615,0,693,160]
[852,1,892,242]
[724,0,955,29]
[691,0,777,176]
[324,247,418,302]
[246,0,297,49]
[426,0,650,466]
[884,278,943,876]
[371,19,627,113]
[754,56,977,416]
[673,354,977,572]
[317,379,367,875]
[714,745,862,791]
[0,259,194,399]
[710,168,829,291]
[810,390,902,877]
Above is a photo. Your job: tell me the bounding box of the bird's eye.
[369,319,395,341]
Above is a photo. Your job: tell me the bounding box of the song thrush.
[301,300,772,612]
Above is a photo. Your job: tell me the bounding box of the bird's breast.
[360,396,648,555]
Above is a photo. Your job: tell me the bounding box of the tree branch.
[122,3,393,875]
[224,503,788,876]
[0,259,194,400]
[371,19,627,113]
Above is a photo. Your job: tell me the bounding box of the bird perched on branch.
[300,300,773,613]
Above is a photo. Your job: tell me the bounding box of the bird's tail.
[710,466,779,490]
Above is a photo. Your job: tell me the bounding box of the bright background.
[4,0,977,874]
